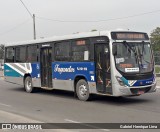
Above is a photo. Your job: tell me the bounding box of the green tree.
[0,44,5,59]
[91,29,97,32]
[150,27,160,51]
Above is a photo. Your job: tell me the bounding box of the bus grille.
[130,87,151,95]
[123,73,153,80]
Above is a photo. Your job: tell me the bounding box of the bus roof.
[5,30,147,47]
[5,31,104,47]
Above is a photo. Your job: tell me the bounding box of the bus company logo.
[140,82,143,85]
[54,64,75,74]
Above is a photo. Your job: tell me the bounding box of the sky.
[0,0,160,44]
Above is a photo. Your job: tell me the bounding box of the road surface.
[0,77,160,131]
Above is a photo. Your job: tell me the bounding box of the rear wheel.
[76,79,91,101]
[24,76,35,93]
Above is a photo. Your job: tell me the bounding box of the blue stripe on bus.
[5,62,154,86]
[133,76,154,86]
[29,62,96,82]
[121,76,154,87]
[52,62,96,82]
[31,63,40,78]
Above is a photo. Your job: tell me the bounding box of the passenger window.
[27,45,38,62]
[6,47,14,62]
[55,41,71,61]
[71,39,90,61]
[15,46,26,62]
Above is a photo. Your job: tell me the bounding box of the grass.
[155,66,160,74]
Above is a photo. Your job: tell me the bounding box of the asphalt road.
[0,77,160,132]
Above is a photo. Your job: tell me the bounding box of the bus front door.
[40,48,53,88]
[95,44,112,94]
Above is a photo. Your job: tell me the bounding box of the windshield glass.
[113,42,153,74]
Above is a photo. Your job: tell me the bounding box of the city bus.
[4,30,156,101]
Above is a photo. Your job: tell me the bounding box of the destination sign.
[111,32,149,40]
[76,40,86,45]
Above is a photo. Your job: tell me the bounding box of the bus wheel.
[76,79,90,101]
[24,76,34,93]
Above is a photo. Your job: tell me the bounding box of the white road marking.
[65,119,81,123]
[65,119,110,131]
[0,110,43,123]
[156,86,160,89]
[0,103,12,107]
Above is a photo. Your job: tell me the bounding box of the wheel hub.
[79,84,87,96]
[26,80,32,90]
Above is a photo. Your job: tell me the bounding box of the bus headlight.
[116,76,125,86]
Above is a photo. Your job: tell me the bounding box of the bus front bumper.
[113,82,156,96]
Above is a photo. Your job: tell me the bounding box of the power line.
[0,0,33,38]
[0,19,31,37]
[36,9,160,23]
[19,0,32,18]
[19,0,36,39]
[1,9,160,38]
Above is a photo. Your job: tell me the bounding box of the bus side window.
[54,41,71,61]
[27,45,38,62]
[6,47,14,63]
[15,46,26,62]
[71,39,89,62]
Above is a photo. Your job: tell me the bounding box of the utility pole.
[33,14,36,40]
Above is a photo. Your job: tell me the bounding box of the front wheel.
[24,76,35,93]
[76,79,91,101]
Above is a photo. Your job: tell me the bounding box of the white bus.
[4,30,156,101]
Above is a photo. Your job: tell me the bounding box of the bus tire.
[24,76,34,93]
[76,79,91,101]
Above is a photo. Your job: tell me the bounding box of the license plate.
[138,91,145,94]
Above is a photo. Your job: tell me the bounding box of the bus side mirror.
[112,45,117,55]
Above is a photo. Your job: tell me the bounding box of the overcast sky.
[0,0,160,43]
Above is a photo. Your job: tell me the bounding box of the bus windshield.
[113,42,153,74]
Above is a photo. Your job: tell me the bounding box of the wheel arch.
[23,74,32,84]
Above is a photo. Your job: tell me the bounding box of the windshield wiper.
[140,42,151,64]
[123,41,139,63]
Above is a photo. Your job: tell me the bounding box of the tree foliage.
[150,27,160,51]
[0,44,5,59]
[91,29,97,32]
